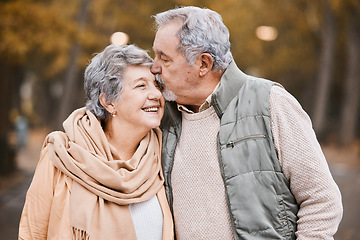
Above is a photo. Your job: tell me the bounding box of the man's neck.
[176,71,222,113]
[184,80,221,113]
[185,104,201,113]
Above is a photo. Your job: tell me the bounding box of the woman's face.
[112,65,164,132]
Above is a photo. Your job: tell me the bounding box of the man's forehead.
[156,22,181,40]
[153,25,180,54]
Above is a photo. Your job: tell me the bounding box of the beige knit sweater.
[171,86,343,239]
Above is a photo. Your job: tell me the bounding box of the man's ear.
[199,53,213,77]
[99,93,115,114]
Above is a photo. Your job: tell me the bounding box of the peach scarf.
[43,108,173,240]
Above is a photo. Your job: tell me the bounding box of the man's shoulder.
[245,75,279,87]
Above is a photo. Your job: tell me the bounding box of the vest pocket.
[276,196,296,239]
[225,134,266,148]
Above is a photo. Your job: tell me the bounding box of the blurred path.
[0,128,47,240]
[331,164,360,240]
[324,144,360,239]
[0,129,359,239]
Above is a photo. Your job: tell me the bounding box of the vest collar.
[212,61,248,118]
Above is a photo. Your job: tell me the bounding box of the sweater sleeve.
[269,86,343,239]
[18,147,56,240]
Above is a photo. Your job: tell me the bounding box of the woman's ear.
[99,93,115,114]
[199,53,213,77]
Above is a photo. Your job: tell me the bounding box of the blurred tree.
[0,64,18,175]
[211,0,360,144]
[312,1,337,138]
[57,0,91,129]
[0,0,74,175]
[212,0,319,107]
[0,0,79,128]
[338,0,360,145]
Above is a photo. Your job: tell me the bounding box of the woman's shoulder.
[36,144,72,188]
[43,131,68,147]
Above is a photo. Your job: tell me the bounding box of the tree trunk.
[312,2,336,138]
[0,64,18,175]
[57,0,90,129]
[339,8,360,145]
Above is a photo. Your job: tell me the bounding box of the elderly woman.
[19,44,173,240]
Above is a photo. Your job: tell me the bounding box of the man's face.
[151,21,201,105]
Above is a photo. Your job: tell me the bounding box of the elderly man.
[151,6,342,240]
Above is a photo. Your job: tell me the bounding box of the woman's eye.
[136,84,146,88]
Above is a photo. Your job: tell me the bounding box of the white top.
[129,195,163,240]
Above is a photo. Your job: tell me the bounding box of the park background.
[0,0,359,239]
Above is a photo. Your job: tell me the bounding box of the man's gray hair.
[153,6,233,73]
[84,44,152,121]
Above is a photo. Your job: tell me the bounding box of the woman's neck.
[104,119,148,160]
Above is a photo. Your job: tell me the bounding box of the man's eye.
[161,57,169,62]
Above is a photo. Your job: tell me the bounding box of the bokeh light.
[111,32,129,46]
[256,26,278,41]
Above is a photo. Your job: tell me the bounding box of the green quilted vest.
[161,61,299,239]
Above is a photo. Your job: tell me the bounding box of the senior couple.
[19,6,342,240]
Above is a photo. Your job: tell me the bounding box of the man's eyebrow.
[155,50,170,58]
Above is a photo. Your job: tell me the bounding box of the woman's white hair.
[153,6,233,73]
[84,44,152,121]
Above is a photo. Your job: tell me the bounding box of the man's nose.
[151,61,161,74]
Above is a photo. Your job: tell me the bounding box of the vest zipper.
[226,134,266,148]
